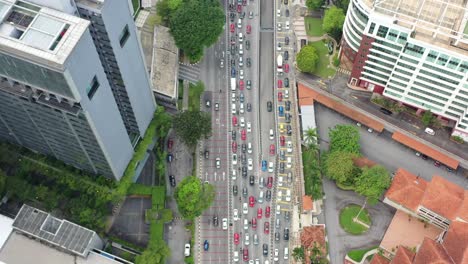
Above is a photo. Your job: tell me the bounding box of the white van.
[258,191,264,203]
[284,247,289,259]
[232,103,236,114]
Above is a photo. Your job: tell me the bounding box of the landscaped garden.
[308,41,336,78]
[339,204,371,235]
[305,17,324,37]
[347,246,378,262]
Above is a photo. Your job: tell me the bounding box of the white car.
[285,189,291,202]
[287,141,293,153]
[243,203,248,214]
[232,154,238,165]
[276,204,281,214]
[278,176,283,187]
[248,142,253,153]
[277,9,281,16]
[222,218,228,230]
[237,18,242,28]
[277,190,283,201]
[269,129,274,140]
[233,251,239,262]
[232,169,237,180]
[240,69,244,79]
[240,103,244,114]
[274,248,279,261]
[286,157,292,168]
[277,23,282,31]
[244,218,249,229]
[233,209,239,221]
[248,158,253,171]
[285,21,290,30]
[244,233,250,245]
[268,162,274,173]
[240,117,245,127]
[247,122,251,132]
[284,89,289,98]
[184,243,191,257]
[231,93,236,102]
[216,158,221,169]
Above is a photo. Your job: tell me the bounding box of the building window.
[87,76,100,99]
[119,25,130,47]
[369,23,376,34]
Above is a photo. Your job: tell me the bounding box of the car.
[285,36,289,45]
[216,158,221,169]
[237,18,242,28]
[249,196,255,207]
[263,244,268,256]
[268,162,274,173]
[239,80,244,90]
[230,23,235,33]
[240,117,245,127]
[222,218,228,230]
[231,67,236,77]
[239,69,244,79]
[220,58,224,68]
[233,251,239,262]
[242,143,247,153]
[285,100,291,111]
[287,157,292,168]
[285,189,291,202]
[264,221,270,234]
[274,248,279,261]
[247,122,251,132]
[248,142,253,154]
[248,158,253,170]
[266,190,271,201]
[229,12,235,22]
[280,136,285,146]
[261,160,267,171]
[232,141,237,153]
[265,206,271,218]
[167,138,173,151]
[285,113,291,123]
[239,92,245,103]
[275,218,281,229]
[285,8,290,16]
[232,130,236,140]
[213,215,219,226]
[243,219,249,230]
[285,21,290,30]
[425,127,435,135]
[421,154,428,160]
[278,92,283,102]
[278,106,284,117]
[257,208,262,219]
[246,58,251,67]
[242,0,247,6]
[287,172,292,183]
[246,40,250,50]
[244,233,250,245]
[269,129,274,139]
[234,233,240,245]
[232,154,238,165]
[246,79,251,90]
[233,183,238,195]
[241,129,246,140]
[243,203,248,214]
[239,56,244,67]
[252,217,257,229]
[287,141,293,153]
[246,25,251,34]
[276,204,281,215]
[287,125,292,136]
[277,9,281,16]
[243,248,249,261]
[247,103,252,112]
[267,101,273,112]
[277,23,282,31]
[169,175,176,187]
[284,0,288,4]
[277,42,282,51]
[249,11,253,19]
[267,176,273,189]
[284,77,289,88]
[214,102,219,111]
[275,232,280,241]
[284,63,290,73]
[204,240,209,251]
[277,190,283,202]
[269,144,275,155]
[380,107,393,115]
[277,176,283,187]
[242,166,247,177]
[249,175,255,185]
[233,208,239,220]
[184,243,191,257]
[277,79,283,88]
[231,93,236,102]
[280,150,285,161]
[434,160,441,167]
[167,154,173,163]
[238,32,243,42]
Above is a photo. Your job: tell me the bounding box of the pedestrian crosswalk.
[178,63,200,84]
[338,67,351,75]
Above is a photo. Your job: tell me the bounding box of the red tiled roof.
[303,195,314,211]
[392,132,459,169]
[454,191,468,222]
[385,168,428,211]
[413,238,453,264]
[300,226,326,253]
[391,247,416,264]
[441,221,468,264]
[370,254,391,264]
[298,83,385,132]
[420,176,464,220]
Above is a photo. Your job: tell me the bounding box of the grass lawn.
[339,204,371,235]
[308,41,336,79]
[348,247,378,262]
[305,17,324,37]
[188,81,205,111]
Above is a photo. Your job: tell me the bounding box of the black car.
[284,51,289,61]
[242,187,248,197]
[204,240,209,251]
[169,175,176,187]
[380,107,393,115]
[231,36,236,44]
[285,9,289,17]
[246,40,250,50]
[279,162,285,173]
[284,77,289,87]
[241,154,247,165]
[231,59,235,67]
[280,150,285,161]
[242,166,247,177]
[285,101,291,111]
[284,228,289,240]
[242,144,247,153]
[240,11,245,19]
[167,154,173,163]
[266,190,272,201]
[232,130,236,140]
[267,101,273,112]
[287,125,292,136]
[249,175,255,186]
[275,232,280,241]
[230,12,235,22]
[246,80,251,90]
[285,113,291,123]
[233,185,238,196]
[284,211,290,221]
[204,150,209,159]
[213,215,219,226]
[285,36,289,45]
[421,154,428,160]
[246,58,251,67]
[263,244,268,256]
[247,103,252,112]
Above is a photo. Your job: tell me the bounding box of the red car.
[264,221,270,234]
[265,206,271,218]
[252,218,257,229]
[257,208,262,219]
[232,141,237,153]
[280,136,285,146]
[167,138,173,151]
[246,25,251,34]
[249,196,255,207]
[434,161,441,167]
[234,233,240,245]
[267,177,273,189]
[277,80,283,88]
[269,144,275,155]
[239,80,244,90]
[278,92,283,102]
[230,23,235,33]
[284,63,290,73]
[237,4,242,13]
[241,129,247,140]
[232,116,237,126]
[243,248,249,261]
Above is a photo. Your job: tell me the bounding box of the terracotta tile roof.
[303,195,314,211]
[391,246,416,264]
[420,176,465,220]
[370,254,391,264]
[297,83,385,132]
[413,237,453,264]
[392,132,459,169]
[441,221,468,264]
[300,226,326,254]
[353,157,377,168]
[454,191,468,222]
[385,168,428,211]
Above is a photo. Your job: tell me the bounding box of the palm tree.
[303,128,319,151]
[292,246,305,261]
[310,243,325,264]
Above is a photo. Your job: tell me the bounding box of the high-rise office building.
[0,0,155,180]
[341,0,468,141]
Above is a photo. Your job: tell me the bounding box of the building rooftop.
[441,221,468,264]
[302,195,314,211]
[12,204,96,257]
[0,0,90,68]
[391,246,416,264]
[300,225,326,255]
[413,237,453,264]
[0,214,13,249]
[151,26,178,98]
[370,254,390,264]
[385,168,428,211]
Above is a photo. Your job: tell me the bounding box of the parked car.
[169,175,176,187]
[204,240,209,251]
[380,107,393,115]
[267,101,273,112]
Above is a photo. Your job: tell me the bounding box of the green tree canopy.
[421,110,436,127]
[306,0,324,10]
[335,0,350,12]
[135,242,170,264]
[174,176,215,219]
[325,151,357,185]
[0,169,6,196]
[173,110,212,148]
[323,6,345,40]
[170,0,225,62]
[296,45,319,73]
[329,125,360,154]
[355,165,391,204]
[303,128,319,151]
[292,246,305,261]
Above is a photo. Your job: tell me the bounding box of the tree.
[135,242,170,264]
[323,6,345,41]
[173,110,212,148]
[421,110,436,127]
[303,128,319,152]
[292,246,305,261]
[310,242,327,264]
[335,0,350,12]
[355,165,391,204]
[329,125,360,154]
[306,0,324,10]
[0,169,5,196]
[170,0,225,62]
[296,45,319,73]
[325,151,357,185]
[174,176,215,219]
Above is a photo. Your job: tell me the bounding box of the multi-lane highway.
[197,0,297,262]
